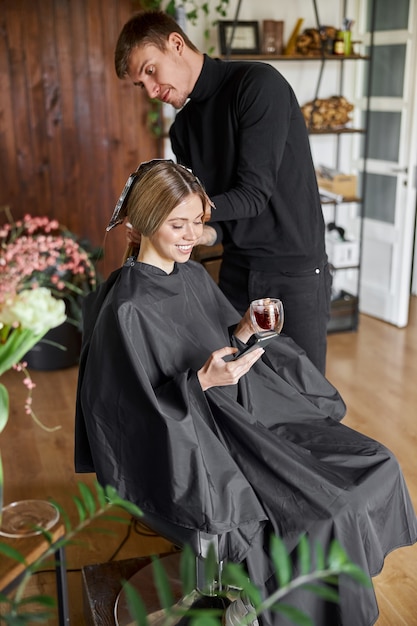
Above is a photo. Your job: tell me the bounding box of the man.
[114,10,331,374]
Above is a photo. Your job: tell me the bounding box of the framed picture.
[218,21,260,55]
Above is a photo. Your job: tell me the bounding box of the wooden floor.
[2,297,417,625]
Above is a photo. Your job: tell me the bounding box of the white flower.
[0,288,66,335]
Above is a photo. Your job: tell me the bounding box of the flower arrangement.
[0,286,67,515]
[0,211,100,330]
[0,287,67,427]
[0,208,100,510]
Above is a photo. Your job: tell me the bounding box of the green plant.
[0,482,142,625]
[0,270,67,513]
[139,0,230,26]
[124,534,371,626]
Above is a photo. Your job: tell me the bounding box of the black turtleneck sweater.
[170,54,326,273]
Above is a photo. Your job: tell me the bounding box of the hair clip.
[106,169,140,232]
[106,159,174,232]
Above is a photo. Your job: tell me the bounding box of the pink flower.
[0,213,98,316]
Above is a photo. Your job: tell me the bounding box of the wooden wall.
[0,0,159,275]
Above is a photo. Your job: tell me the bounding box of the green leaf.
[0,588,12,600]
[104,484,118,501]
[102,485,143,517]
[297,534,310,576]
[273,602,313,626]
[0,327,47,376]
[50,499,71,532]
[73,495,87,522]
[94,481,107,508]
[123,580,149,626]
[222,563,262,608]
[17,595,56,607]
[151,555,175,609]
[314,541,325,571]
[269,534,292,587]
[35,527,53,543]
[94,514,132,524]
[165,0,176,17]
[303,583,340,604]
[180,544,197,595]
[189,615,221,626]
[0,383,9,433]
[340,563,372,587]
[0,453,3,510]
[0,542,27,563]
[116,500,143,518]
[202,543,219,593]
[78,482,96,516]
[8,611,54,623]
[327,540,349,570]
[222,561,251,589]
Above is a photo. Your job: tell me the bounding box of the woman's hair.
[115,11,199,79]
[124,160,212,260]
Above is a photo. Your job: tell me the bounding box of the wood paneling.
[0,0,158,275]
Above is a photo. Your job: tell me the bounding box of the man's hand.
[197,225,218,247]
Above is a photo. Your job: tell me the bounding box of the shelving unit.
[221,1,372,333]
[305,38,369,333]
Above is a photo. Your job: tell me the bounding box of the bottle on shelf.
[333,18,354,56]
[333,30,345,55]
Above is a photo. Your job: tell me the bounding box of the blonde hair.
[124,160,212,261]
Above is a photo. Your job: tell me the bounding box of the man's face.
[127,36,191,110]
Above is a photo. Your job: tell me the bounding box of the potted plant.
[138,0,230,27]
[0,286,67,515]
[0,209,102,370]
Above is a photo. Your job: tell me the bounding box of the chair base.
[114,553,232,626]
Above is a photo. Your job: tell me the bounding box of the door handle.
[390,166,408,174]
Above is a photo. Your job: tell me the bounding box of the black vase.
[23,321,82,371]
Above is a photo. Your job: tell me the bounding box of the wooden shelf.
[309,127,366,135]
[220,54,369,61]
[320,195,361,205]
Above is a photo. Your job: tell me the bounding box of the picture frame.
[218,20,260,55]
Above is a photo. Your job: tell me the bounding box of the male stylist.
[114,11,331,374]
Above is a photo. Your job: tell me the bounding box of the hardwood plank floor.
[326,296,417,626]
[2,297,417,625]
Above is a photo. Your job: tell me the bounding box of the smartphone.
[224,331,278,361]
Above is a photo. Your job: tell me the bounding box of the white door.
[353,0,417,326]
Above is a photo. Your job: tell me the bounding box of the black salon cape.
[75,259,417,626]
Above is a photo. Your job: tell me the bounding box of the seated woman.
[75,160,417,626]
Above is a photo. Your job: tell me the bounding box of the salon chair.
[112,506,230,626]
[138,508,223,596]
[112,507,258,626]
[135,509,259,625]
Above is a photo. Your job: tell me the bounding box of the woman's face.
[140,193,204,272]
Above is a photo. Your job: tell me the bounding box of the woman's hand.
[197,345,263,391]
[233,308,257,344]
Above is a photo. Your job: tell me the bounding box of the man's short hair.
[115,10,199,78]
